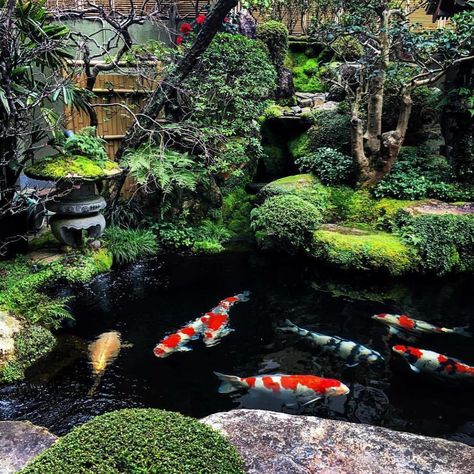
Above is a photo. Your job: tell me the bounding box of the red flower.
[180,22,192,35]
[196,14,206,25]
[223,17,229,23]
[176,35,183,45]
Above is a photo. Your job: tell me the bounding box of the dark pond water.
[1,253,474,444]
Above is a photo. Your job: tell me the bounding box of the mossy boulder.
[25,155,122,181]
[312,225,420,275]
[21,409,245,474]
[258,174,316,201]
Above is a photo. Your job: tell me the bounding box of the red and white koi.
[373,313,471,338]
[153,291,250,357]
[153,319,204,358]
[215,372,349,405]
[201,291,250,347]
[392,345,474,381]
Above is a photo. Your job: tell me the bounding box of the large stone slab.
[202,409,473,474]
[0,312,22,366]
[0,421,57,473]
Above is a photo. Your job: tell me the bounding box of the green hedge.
[22,409,244,474]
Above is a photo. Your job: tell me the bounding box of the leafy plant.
[256,20,289,69]
[62,127,108,166]
[103,227,158,264]
[21,409,245,474]
[296,147,354,185]
[251,194,322,252]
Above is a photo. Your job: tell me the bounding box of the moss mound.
[26,155,122,180]
[312,226,419,275]
[287,51,322,92]
[22,409,244,474]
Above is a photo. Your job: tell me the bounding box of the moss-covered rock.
[0,326,56,384]
[25,155,122,181]
[312,226,420,275]
[258,174,316,201]
[21,409,245,474]
[262,143,287,177]
[287,51,322,93]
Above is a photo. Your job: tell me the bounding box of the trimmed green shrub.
[312,228,420,275]
[104,227,158,264]
[331,36,364,60]
[295,147,354,185]
[256,20,289,69]
[398,213,474,275]
[21,409,245,474]
[251,194,322,252]
[0,326,56,384]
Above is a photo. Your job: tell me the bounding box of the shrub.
[374,147,456,200]
[0,326,56,384]
[181,33,276,137]
[191,220,231,254]
[256,20,289,69]
[295,147,354,185]
[104,227,158,264]
[251,194,322,252]
[330,36,364,60]
[291,110,351,156]
[398,213,474,275]
[62,127,108,166]
[21,409,245,474]
[312,228,420,275]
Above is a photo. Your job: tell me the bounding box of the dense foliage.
[295,147,354,185]
[398,213,474,275]
[104,227,158,264]
[251,194,322,251]
[286,51,322,93]
[21,409,245,474]
[256,20,289,70]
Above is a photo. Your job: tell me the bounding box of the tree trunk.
[351,89,373,183]
[364,72,385,156]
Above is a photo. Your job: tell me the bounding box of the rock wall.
[202,409,473,474]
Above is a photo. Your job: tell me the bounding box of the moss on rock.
[21,409,245,474]
[312,226,419,275]
[0,326,56,384]
[25,155,122,181]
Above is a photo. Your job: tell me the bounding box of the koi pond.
[1,253,473,445]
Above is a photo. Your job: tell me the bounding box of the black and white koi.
[278,320,383,367]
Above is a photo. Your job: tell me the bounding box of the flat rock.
[28,250,63,265]
[202,409,473,474]
[0,421,57,473]
[404,200,474,216]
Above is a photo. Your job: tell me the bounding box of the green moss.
[288,133,310,160]
[312,227,420,275]
[222,188,254,238]
[0,326,56,384]
[259,103,284,123]
[374,198,425,230]
[26,155,122,180]
[28,230,59,250]
[262,143,286,176]
[21,409,245,474]
[288,51,323,92]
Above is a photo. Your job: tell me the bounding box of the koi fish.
[153,319,204,358]
[201,291,250,347]
[278,319,383,367]
[392,345,474,381]
[88,331,124,395]
[215,372,349,406]
[373,313,471,338]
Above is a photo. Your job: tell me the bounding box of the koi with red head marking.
[373,313,471,338]
[201,291,250,347]
[153,319,203,358]
[392,345,474,380]
[214,372,349,406]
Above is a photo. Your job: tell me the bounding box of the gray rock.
[0,312,22,366]
[295,92,315,99]
[202,409,473,474]
[290,106,302,114]
[297,98,313,108]
[0,421,57,473]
